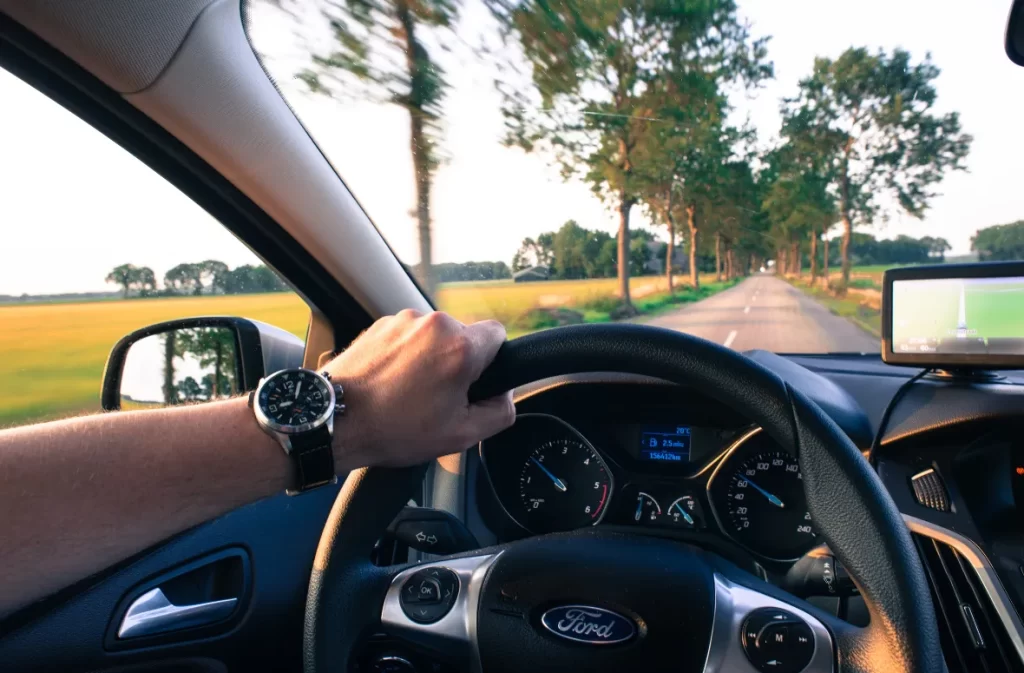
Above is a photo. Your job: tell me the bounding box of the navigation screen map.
[892,277,1024,356]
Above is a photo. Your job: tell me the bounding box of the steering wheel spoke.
[379,554,499,669]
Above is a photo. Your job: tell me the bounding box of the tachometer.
[721,450,817,559]
[519,438,612,532]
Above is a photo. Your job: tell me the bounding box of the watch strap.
[286,425,337,495]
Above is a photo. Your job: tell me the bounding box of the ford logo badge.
[540,605,636,645]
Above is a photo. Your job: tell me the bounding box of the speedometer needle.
[530,457,568,492]
[743,478,785,508]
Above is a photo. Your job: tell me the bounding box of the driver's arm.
[0,310,514,618]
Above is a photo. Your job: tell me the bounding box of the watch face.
[258,370,333,429]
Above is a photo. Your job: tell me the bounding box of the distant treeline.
[973,220,1024,261]
[105,261,288,298]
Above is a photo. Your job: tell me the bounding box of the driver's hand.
[323,310,514,469]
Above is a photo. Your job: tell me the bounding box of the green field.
[0,275,729,428]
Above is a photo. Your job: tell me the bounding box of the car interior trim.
[381,553,502,673]
[903,514,1024,664]
[704,574,833,673]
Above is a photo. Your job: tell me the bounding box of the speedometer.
[720,450,817,559]
[519,438,612,533]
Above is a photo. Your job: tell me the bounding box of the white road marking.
[723,330,738,348]
[743,306,751,314]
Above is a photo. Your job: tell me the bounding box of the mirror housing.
[101,317,305,411]
[1008,0,1024,66]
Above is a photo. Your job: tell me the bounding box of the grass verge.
[787,276,881,336]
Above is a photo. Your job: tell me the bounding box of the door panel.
[0,485,341,672]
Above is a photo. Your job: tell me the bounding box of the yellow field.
[0,293,310,428]
[435,274,709,327]
[0,274,718,428]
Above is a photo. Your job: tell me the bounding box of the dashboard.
[464,359,1024,673]
[481,412,818,563]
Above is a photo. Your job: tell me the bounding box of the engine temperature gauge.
[633,491,662,524]
[667,495,704,529]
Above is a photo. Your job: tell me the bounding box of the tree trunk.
[665,214,675,295]
[686,202,699,290]
[398,0,436,298]
[790,242,801,278]
[162,332,177,405]
[823,237,830,288]
[778,247,787,276]
[810,231,819,282]
[839,163,852,291]
[410,113,435,298]
[715,234,723,282]
[214,339,223,399]
[617,194,634,307]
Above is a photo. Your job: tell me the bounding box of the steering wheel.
[304,324,942,673]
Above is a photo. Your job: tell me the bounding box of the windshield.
[247,0,1022,353]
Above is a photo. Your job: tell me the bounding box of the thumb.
[463,391,515,445]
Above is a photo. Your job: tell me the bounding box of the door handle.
[117,587,238,639]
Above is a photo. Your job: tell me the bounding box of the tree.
[136,267,157,297]
[919,236,951,261]
[783,47,971,290]
[297,0,459,297]
[490,0,768,309]
[105,264,138,298]
[200,260,229,294]
[511,234,555,271]
[164,263,203,295]
[162,332,179,405]
[176,376,205,402]
[175,327,238,399]
[761,144,836,283]
[972,221,1024,261]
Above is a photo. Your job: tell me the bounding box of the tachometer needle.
[673,502,695,525]
[530,457,568,492]
[743,478,785,508]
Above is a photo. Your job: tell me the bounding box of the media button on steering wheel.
[399,568,459,624]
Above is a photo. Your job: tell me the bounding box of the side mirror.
[101,317,305,411]
[1008,0,1024,66]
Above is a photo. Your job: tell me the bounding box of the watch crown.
[335,402,347,416]
[321,370,331,381]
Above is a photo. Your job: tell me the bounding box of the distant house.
[512,265,550,283]
[644,242,688,275]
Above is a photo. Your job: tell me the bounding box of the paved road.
[644,275,879,353]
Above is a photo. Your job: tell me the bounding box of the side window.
[0,68,311,429]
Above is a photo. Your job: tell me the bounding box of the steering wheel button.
[399,568,459,624]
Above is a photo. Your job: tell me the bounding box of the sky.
[2,0,1022,295]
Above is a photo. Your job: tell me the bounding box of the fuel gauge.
[667,495,704,529]
[633,491,662,524]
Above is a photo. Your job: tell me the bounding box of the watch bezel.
[253,368,336,436]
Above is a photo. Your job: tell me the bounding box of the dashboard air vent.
[914,533,1024,673]
[912,468,950,512]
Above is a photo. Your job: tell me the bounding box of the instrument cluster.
[480,413,820,562]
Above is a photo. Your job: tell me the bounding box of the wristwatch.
[250,367,345,495]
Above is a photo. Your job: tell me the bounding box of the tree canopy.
[781,47,972,289]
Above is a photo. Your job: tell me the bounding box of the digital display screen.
[638,426,691,463]
[891,276,1024,356]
